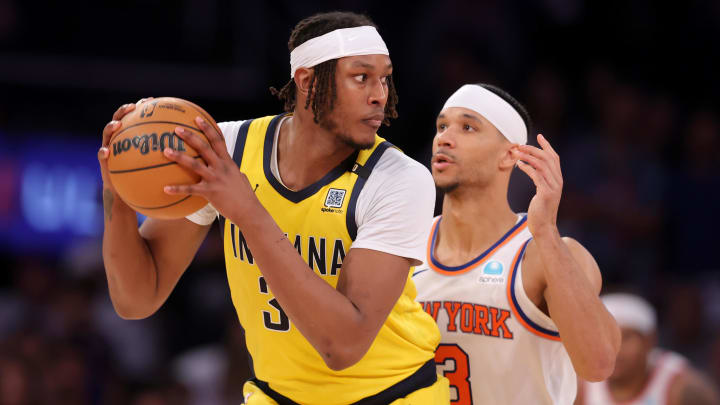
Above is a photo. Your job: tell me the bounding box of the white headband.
[289,26,389,78]
[602,293,657,335]
[442,84,528,145]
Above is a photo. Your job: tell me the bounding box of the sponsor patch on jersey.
[324,188,346,208]
[483,260,503,275]
[477,275,505,284]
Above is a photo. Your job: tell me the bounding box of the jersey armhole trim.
[506,238,562,341]
[219,119,253,240]
[345,141,393,240]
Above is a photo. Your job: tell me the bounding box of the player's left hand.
[511,134,563,237]
[162,116,257,220]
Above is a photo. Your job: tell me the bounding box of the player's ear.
[499,144,517,171]
[294,67,315,97]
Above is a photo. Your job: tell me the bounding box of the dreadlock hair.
[270,11,399,126]
[476,83,533,141]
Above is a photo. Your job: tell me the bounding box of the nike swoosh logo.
[412,269,428,277]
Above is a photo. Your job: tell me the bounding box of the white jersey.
[414,215,577,405]
[186,118,436,265]
[581,350,687,405]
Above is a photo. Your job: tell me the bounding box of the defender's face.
[323,54,392,149]
[609,328,654,382]
[431,107,508,192]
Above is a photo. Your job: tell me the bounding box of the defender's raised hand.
[163,116,256,221]
[511,134,563,236]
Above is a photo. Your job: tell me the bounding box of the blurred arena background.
[0,1,718,404]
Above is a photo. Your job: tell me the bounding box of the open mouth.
[432,152,455,170]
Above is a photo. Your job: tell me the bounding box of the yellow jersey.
[220,114,440,404]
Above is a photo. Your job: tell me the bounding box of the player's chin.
[432,176,459,192]
[431,165,453,179]
[350,128,377,150]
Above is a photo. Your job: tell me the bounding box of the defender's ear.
[500,144,518,171]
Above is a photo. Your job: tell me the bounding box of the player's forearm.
[102,188,161,319]
[230,200,380,370]
[533,227,620,381]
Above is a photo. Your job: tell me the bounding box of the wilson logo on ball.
[140,101,158,118]
[112,132,187,156]
[107,96,217,219]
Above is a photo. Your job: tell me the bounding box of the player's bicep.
[562,237,602,294]
[352,161,435,266]
[139,217,211,290]
[336,248,412,333]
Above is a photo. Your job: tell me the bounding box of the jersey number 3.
[258,276,290,331]
[435,343,472,405]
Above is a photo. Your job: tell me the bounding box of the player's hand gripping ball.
[107,97,220,219]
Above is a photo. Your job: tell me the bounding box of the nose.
[435,127,456,148]
[368,78,388,106]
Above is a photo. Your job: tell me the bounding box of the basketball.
[107,97,219,219]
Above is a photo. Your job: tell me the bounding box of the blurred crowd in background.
[0,0,719,404]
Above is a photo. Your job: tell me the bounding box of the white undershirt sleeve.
[350,149,436,266]
[185,120,244,225]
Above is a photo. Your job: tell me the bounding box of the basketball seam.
[109,155,202,174]
[110,121,204,142]
[126,195,195,210]
[173,99,224,135]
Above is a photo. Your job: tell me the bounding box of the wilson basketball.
[107,97,219,219]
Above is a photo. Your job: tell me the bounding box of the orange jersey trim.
[506,239,562,341]
[427,216,528,276]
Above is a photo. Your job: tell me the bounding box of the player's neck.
[607,366,652,402]
[436,182,517,266]
[277,114,355,191]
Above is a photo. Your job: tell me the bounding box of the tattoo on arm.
[103,188,114,222]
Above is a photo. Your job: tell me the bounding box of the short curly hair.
[270,11,399,126]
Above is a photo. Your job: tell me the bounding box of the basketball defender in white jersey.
[577,293,719,405]
[413,84,621,404]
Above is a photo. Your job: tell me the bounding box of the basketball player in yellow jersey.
[97,11,449,405]
[413,84,621,404]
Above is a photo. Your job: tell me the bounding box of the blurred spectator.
[0,353,35,405]
[577,293,720,404]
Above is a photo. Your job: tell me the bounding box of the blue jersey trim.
[509,238,560,338]
[219,119,253,239]
[345,141,393,240]
[429,215,527,272]
[261,114,358,204]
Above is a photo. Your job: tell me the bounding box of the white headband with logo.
[289,26,389,78]
[602,293,657,335]
[442,84,528,145]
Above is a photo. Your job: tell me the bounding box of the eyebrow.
[462,113,482,122]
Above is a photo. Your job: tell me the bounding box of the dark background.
[0,1,719,404]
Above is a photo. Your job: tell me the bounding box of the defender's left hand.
[511,134,563,237]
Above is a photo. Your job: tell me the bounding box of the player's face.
[320,54,392,150]
[608,327,654,382]
[431,107,509,193]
